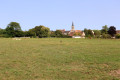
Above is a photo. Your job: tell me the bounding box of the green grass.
[0,38,120,80]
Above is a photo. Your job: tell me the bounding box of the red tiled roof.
[74,30,82,33]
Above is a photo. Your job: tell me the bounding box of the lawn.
[0,38,120,80]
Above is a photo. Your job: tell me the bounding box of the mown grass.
[0,38,120,80]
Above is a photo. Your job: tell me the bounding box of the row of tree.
[0,22,68,38]
[0,22,51,38]
[84,25,118,38]
[0,22,119,38]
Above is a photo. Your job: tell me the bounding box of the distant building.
[59,22,85,38]
[116,30,120,34]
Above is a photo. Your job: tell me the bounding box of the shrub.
[95,35,101,38]
[102,34,111,39]
[116,34,120,39]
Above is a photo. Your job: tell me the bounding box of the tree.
[0,28,6,37]
[93,30,101,38]
[0,28,6,34]
[24,30,36,37]
[116,34,120,39]
[108,26,116,37]
[84,28,94,37]
[5,22,22,37]
[29,25,50,38]
[50,31,56,37]
[102,33,111,39]
[101,25,108,34]
[84,28,88,37]
[88,29,94,37]
[7,22,21,31]
[54,30,63,37]
[15,31,24,37]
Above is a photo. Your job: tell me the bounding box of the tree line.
[84,25,119,38]
[0,22,70,38]
[0,22,120,38]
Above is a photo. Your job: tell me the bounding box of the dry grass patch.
[109,69,120,78]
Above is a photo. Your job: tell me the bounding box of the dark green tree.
[84,29,94,37]
[50,31,56,37]
[84,28,88,37]
[88,29,94,37]
[29,25,50,38]
[0,28,6,34]
[108,26,116,37]
[5,22,23,37]
[24,30,35,37]
[54,30,63,37]
[0,28,6,37]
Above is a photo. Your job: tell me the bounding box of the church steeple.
[72,22,74,26]
[71,22,75,31]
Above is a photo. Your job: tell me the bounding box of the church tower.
[71,22,75,32]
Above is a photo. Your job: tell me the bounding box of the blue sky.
[0,0,120,31]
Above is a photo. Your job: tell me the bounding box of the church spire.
[71,22,75,32]
[72,22,74,26]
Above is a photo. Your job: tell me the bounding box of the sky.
[0,0,120,31]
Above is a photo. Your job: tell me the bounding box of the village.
[0,21,120,39]
[56,22,120,39]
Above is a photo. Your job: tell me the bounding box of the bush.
[95,35,101,38]
[102,34,111,39]
[62,35,72,38]
[116,34,120,39]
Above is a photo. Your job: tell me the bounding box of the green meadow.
[0,38,120,80]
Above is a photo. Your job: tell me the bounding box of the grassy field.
[0,38,120,80]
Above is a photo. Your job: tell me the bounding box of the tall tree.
[84,28,88,37]
[5,22,23,37]
[30,25,50,38]
[101,25,108,34]
[7,22,21,31]
[108,26,116,37]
